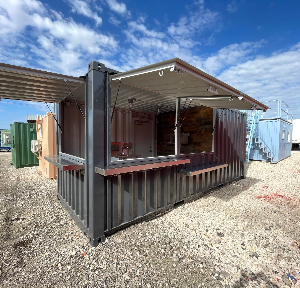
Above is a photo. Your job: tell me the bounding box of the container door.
[134,120,154,158]
[10,123,19,168]
[21,123,38,167]
[29,123,38,166]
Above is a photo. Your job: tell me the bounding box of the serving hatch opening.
[109,58,268,162]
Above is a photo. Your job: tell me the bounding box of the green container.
[10,122,38,168]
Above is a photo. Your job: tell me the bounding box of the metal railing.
[260,100,293,122]
[255,136,275,162]
[241,110,259,166]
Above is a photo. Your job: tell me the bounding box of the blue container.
[250,118,293,163]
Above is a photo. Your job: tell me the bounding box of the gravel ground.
[0,151,300,287]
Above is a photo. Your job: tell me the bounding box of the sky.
[0,0,299,129]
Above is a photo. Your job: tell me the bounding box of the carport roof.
[0,62,84,103]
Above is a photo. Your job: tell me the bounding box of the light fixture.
[128,98,136,109]
[238,96,243,100]
[207,86,218,95]
[189,96,232,100]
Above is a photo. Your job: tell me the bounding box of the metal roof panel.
[0,63,84,103]
[111,58,268,112]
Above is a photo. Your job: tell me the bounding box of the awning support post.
[175,98,181,156]
[85,61,112,246]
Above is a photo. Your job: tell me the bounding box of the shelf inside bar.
[44,154,85,171]
[179,163,228,176]
[95,156,190,176]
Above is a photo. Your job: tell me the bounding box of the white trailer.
[292,119,300,149]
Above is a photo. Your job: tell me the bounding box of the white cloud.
[0,0,299,120]
[98,58,122,72]
[120,1,222,71]
[109,15,121,26]
[106,0,128,15]
[0,0,118,75]
[204,33,216,46]
[68,0,102,26]
[127,21,165,38]
[153,19,160,26]
[167,1,219,38]
[201,40,266,74]
[218,42,300,118]
[31,14,117,53]
[227,0,238,13]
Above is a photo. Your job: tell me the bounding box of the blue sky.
[0,0,300,129]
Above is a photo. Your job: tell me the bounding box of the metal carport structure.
[0,59,268,246]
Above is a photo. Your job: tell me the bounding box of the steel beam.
[175,98,181,156]
[85,61,112,246]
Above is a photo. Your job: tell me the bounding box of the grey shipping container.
[0,59,268,246]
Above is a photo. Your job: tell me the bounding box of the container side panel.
[214,109,246,180]
[63,103,85,158]
[250,119,292,163]
[278,120,293,161]
[59,169,86,224]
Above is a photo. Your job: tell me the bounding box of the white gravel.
[0,151,300,287]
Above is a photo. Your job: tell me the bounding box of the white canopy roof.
[0,59,268,113]
[111,58,268,113]
[0,63,84,103]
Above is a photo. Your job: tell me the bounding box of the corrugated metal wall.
[104,109,247,232]
[58,108,247,236]
[111,109,156,155]
[214,109,246,181]
[57,158,87,232]
[111,109,133,143]
[62,102,85,158]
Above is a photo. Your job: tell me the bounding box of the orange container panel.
[36,113,57,179]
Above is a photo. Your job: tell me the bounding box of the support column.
[56,103,60,199]
[175,98,181,156]
[85,61,111,246]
